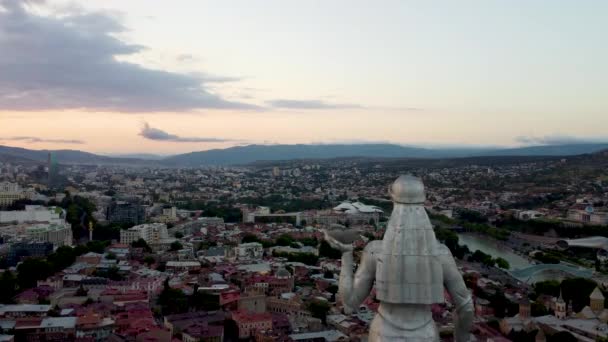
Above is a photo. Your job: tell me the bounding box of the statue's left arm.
[440,248,474,342]
[339,242,378,313]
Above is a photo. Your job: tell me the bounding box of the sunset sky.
[1,0,607,155]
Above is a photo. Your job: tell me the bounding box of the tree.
[547,331,576,342]
[158,278,188,314]
[75,284,88,297]
[170,241,183,251]
[143,256,155,266]
[308,300,331,323]
[531,300,548,317]
[0,270,17,304]
[242,234,261,244]
[318,240,341,259]
[323,270,334,279]
[131,239,152,253]
[276,234,294,247]
[495,257,510,270]
[174,232,184,239]
[561,278,598,312]
[17,258,53,289]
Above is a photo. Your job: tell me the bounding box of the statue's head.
[388,174,425,204]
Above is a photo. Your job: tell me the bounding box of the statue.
[324,175,473,341]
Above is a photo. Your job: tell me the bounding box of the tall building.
[106,200,145,226]
[47,152,58,188]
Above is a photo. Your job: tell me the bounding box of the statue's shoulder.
[363,240,382,255]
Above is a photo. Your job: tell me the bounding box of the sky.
[0,0,607,155]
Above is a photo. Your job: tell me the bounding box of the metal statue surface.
[324,175,473,341]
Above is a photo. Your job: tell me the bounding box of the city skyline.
[1,0,607,154]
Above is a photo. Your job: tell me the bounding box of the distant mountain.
[471,143,608,157]
[0,145,152,166]
[161,143,608,166]
[2,143,608,167]
[107,153,168,160]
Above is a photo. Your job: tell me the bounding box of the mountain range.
[1,143,607,167]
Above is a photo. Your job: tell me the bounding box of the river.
[458,233,531,271]
[457,233,594,283]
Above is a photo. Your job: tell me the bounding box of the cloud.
[0,0,255,112]
[267,99,362,110]
[2,136,84,144]
[516,135,608,145]
[139,122,234,143]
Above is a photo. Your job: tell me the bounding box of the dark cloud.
[0,0,255,112]
[267,99,362,110]
[516,135,608,145]
[139,122,233,143]
[2,136,84,144]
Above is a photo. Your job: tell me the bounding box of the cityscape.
[1,1,608,342]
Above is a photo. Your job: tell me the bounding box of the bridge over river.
[458,234,594,283]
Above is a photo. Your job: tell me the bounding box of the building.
[238,290,267,313]
[567,207,608,225]
[231,311,272,339]
[0,182,24,208]
[120,223,169,245]
[0,205,65,225]
[25,223,72,247]
[7,242,53,266]
[75,313,115,341]
[243,207,302,226]
[0,304,51,318]
[231,242,263,261]
[106,201,145,226]
[289,330,347,342]
[165,261,201,273]
[182,322,224,342]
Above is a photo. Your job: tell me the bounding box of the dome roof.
[389,175,426,204]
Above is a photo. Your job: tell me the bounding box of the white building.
[26,223,73,247]
[120,223,169,244]
[231,242,264,261]
[0,205,65,225]
[333,201,383,214]
[0,182,24,208]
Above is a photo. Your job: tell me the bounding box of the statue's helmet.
[389,174,426,204]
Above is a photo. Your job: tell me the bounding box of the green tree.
[17,258,53,289]
[158,278,188,314]
[308,300,331,323]
[0,270,17,304]
[242,234,261,244]
[547,331,576,342]
[531,300,548,316]
[131,239,152,253]
[276,234,295,247]
[170,241,183,251]
[495,257,510,270]
[318,240,341,259]
[174,232,184,239]
[143,256,155,266]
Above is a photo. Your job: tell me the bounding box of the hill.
[161,143,608,166]
[2,143,608,167]
[0,145,152,166]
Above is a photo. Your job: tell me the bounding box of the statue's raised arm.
[325,175,473,342]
